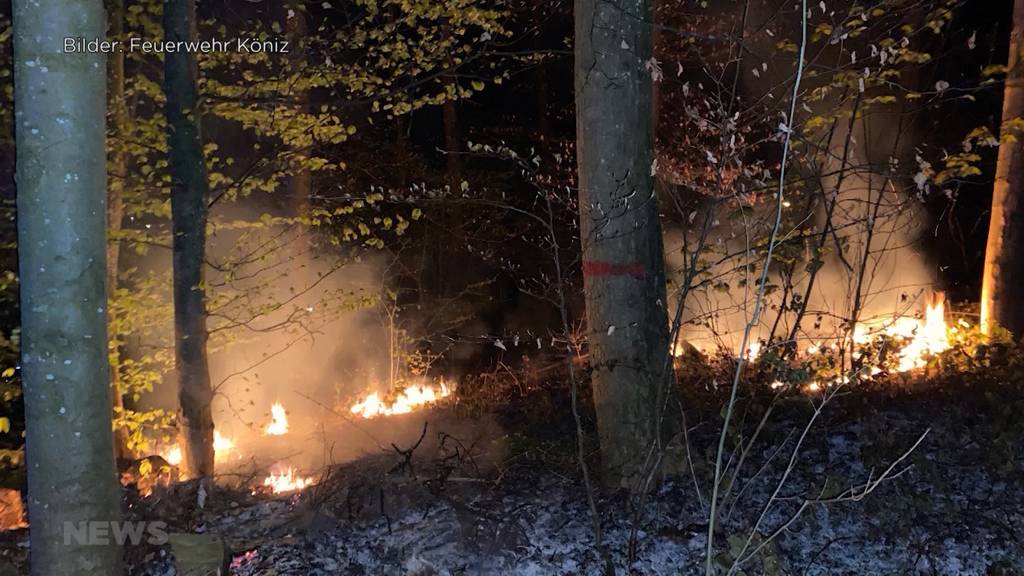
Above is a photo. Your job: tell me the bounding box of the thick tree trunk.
[106,0,131,460]
[165,0,216,479]
[574,0,671,489]
[981,0,1024,338]
[13,1,124,573]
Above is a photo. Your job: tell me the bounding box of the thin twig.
[705,1,808,572]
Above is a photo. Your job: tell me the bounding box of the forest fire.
[349,382,453,419]
[264,403,289,435]
[261,466,315,495]
[9,0,1024,572]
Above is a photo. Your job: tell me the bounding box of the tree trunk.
[106,0,131,461]
[531,0,551,150]
[442,93,461,190]
[165,0,216,479]
[285,0,312,228]
[435,75,459,298]
[574,0,671,489]
[13,1,124,573]
[981,0,1024,338]
[394,115,410,188]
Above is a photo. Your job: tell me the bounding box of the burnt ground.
[0,380,1021,575]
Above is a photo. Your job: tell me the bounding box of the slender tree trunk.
[13,1,124,573]
[981,0,1024,338]
[286,0,312,229]
[442,94,461,189]
[394,115,410,188]
[531,0,551,150]
[106,0,131,461]
[574,0,671,489]
[435,72,460,298]
[165,0,216,479]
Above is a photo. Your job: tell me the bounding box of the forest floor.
[124,380,1024,576]
[0,380,1020,575]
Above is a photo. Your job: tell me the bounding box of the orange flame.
[214,430,234,457]
[264,403,289,436]
[349,382,452,419]
[853,297,950,372]
[161,430,234,466]
[164,446,182,466]
[262,466,314,494]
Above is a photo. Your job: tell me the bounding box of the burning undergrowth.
[116,283,1006,504]
[113,374,1024,576]
[122,378,459,498]
[672,294,996,398]
[113,210,476,498]
[98,308,1024,575]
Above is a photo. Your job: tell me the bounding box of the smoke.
[664,107,937,354]
[121,194,466,474]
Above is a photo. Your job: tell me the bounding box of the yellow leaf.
[1,368,13,378]
[0,418,10,434]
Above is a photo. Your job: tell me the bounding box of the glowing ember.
[230,549,259,571]
[349,382,452,419]
[264,403,289,435]
[262,466,314,494]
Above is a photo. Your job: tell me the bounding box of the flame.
[745,341,762,360]
[164,446,182,466]
[853,298,949,373]
[262,466,314,494]
[160,430,234,467]
[893,299,950,372]
[214,430,234,457]
[264,403,289,435]
[350,382,452,419]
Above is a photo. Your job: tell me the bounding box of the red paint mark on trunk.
[583,261,646,278]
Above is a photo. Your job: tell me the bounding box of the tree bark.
[442,94,461,190]
[13,1,124,573]
[164,0,216,479]
[394,115,410,189]
[106,0,131,460]
[981,0,1024,338]
[531,0,551,150]
[285,0,312,227]
[574,0,671,489]
[435,73,460,298]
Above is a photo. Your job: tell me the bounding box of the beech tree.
[165,0,216,479]
[981,0,1024,338]
[574,0,671,489]
[13,0,123,573]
